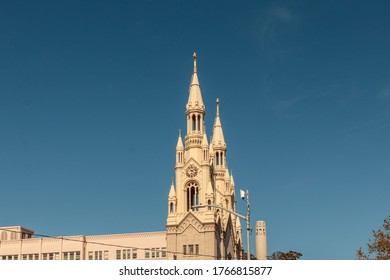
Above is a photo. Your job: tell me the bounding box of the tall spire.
[186,52,204,112]
[212,98,226,148]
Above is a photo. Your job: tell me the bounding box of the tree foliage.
[271,251,302,260]
[356,215,390,260]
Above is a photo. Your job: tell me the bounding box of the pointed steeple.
[168,178,176,198]
[212,98,226,148]
[202,127,208,147]
[236,216,242,230]
[176,129,184,149]
[209,137,214,154]
[176,130,184,166]
[230,171,235,187]
[206,180,214,195]
[186,52,205,112]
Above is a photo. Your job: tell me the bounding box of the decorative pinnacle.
[179,129,181,137]
[193,52,197,73]
[216,98,220,117]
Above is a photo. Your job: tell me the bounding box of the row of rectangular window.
[63,251,81,260]
[183,244,199,256]
[88,250,109,260]
[0,232,32,241]
[1,248,168,260]
[19,253,59,260]
[1,255,18,260]
[144,247,166,258]
[1,252,79,260]
[116,249,137,260]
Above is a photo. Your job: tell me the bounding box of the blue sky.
[1,0,389,259]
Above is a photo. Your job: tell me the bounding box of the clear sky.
[1,0,389,260]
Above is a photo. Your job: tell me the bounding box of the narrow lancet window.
[186,181,199,211]
[170,202,174,213]
[192,115,196,131]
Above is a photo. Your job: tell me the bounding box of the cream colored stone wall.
[0,231,166,260]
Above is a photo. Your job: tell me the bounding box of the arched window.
[192,115,196,131]
[177,152,183,163]
[216,152,220,165]
[207,199,211,210]
[186,181,199,211]
[197,115,201,131]
[169,202,174,213]
[220,152,224,166]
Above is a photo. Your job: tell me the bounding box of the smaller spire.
[209,140,214,156]
[206,180,214,195]
[230,170,235,187]
[202,126,208,147]
[168,179,176,198]
[236,216,242,229]
[176,130,184,149]
[212,98,226,148]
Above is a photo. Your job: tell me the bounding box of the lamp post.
[192,189,251,260]
[240,189,251,260]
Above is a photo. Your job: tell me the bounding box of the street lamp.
[192,189,251,260]
[240,189,251,260]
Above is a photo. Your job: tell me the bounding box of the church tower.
[166,53,242,260]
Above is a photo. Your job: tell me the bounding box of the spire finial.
[171,177,174,185]
[193,52,197,73]
[179,129,181,137]
[216,98,220,117]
